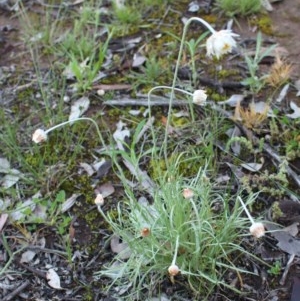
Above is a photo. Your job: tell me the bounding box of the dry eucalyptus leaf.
[265,222,300,256]
[253,101,272,115]
[10,199,36,221]
[0,213,8,232]
[79,162,95,176]
[96,182,115,198]
[46,268,62,289]
[128,109,141,116]
[283,222,299,237]
[0,157,10,173]
[68,97,90,122]
[291,277,300,301]
[226,126,241,155]
[218,94,245,107]
[132,52,146,67]
[295,79,300,97]
[61,194,80,213]
[261,0,273,11]
[1,169,21,188]
[286,102,300,119]
[20,250,36,263]
[240,162,263,172]
[276,83,289,103]
[173,110,189,118]
[110,235,131,260]
[113,121,130,151]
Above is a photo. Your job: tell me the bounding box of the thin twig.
[104,98,300,191]
[2,280,30,301]
[280,254,295,285]
[104,97,187,106]
[16,261,47,279]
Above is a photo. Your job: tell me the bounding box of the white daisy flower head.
[32,129,47,144]
[193,89,207,106]
[206,30,239,59]
[249,222,265,238]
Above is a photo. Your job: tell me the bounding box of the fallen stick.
[104,97,187,107]
[104,97,300,191]
[2,280,30,301]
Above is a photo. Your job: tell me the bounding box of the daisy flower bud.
[249,222,265,238]
[206,30,239,59]
[238,197,265,238]
[182,188,194,199]
[193,90,207,106]
[168,264,180,276]
[94,193,104,206]
[140,227,151,237]
[32,129,48,143]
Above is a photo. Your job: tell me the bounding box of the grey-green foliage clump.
[95,166,259,300]
[216,0,262,16]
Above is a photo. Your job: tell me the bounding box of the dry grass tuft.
[233,101,269,129]
[265,53,293,87]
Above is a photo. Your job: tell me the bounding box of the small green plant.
[112,1,141,25]
[241,32,277,94]
[95,159,262,299]
[130,56,168,89]
[185,33,209,85]
[216,0,262,17]
[268,260,282,276]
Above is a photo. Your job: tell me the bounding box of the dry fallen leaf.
[218,94,245,107]
[110,235,131,260]
[0,213,8,232]
[265,222,300,256]
[46,268,63,290]
[240,162,263,172]
[286,102,300,119]
[79,162,95,176]
[113,120,130,150]
[61,194,80,213]
[95,182,115,198]
[226,126,242,155]
[20,250,36,263]
[132,52,146,67]
[68,97,90,122]
[1,169,21,188]
[0,157,10,173]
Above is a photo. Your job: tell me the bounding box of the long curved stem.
[46,117,105,147]
[162,17,215,164]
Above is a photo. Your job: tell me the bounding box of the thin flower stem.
[147,86,193,99]
[238,196,255,225]
[45,117,105,147]
[163,17,215,165]
[171,235,180,265]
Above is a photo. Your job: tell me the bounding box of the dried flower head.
[249,222,265,238]
[182,188,194,199]
[233,101,269,129]
[193,90,207,106]
[266,53,293,87]
[94,193,104,206]
[168,264,180,276]
[206,30,239,59]
[140,227,151,237]
[32,129,47,144]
